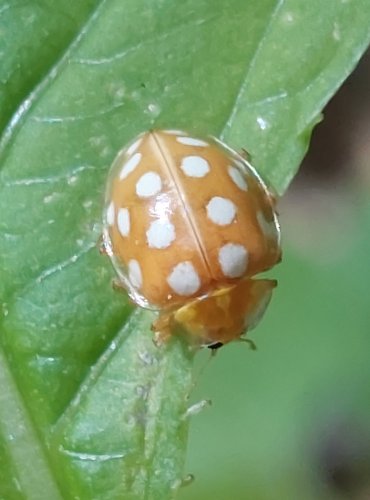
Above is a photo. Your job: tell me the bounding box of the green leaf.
[0,0,369,498]
[51,311,194,500]
[0,0,100,136]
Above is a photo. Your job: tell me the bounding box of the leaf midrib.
[0,2,289,496]
[0,0,108,168]
[0,349,62,499]
[220,0,286,140]
[0,1,109,497]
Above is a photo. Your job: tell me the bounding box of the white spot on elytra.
[107,201,115,225]
[167,261,201,296]
[128,260,142,289]
[228,166,248,191]
[136,172,162,198]
[120,152,142,179]
[117,208,130,237]
[181,156,210,178]
[176,137,208,147]
[146,220,176,249]
[218,243,248,278]
[127,138,142,156]
[206,197,236,226]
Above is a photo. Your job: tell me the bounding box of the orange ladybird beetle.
[102,130,281,349]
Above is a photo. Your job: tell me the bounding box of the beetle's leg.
[111,278,126,292]
[152,313,172,346]
[239,148,252,162]
[98,235,108,254]
[239,337,257,351]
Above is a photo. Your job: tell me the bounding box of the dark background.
[181,50,370,500]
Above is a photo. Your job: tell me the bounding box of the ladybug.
[102,130,281,348]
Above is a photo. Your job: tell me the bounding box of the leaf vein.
[3,164,101,187]
[220,0,286,139]
[72,13,218,66]
[34,242,97,285]
[0,0,109,168]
